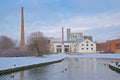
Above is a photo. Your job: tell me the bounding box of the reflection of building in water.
[82,58,97,74]
[20,71,24,80]
[66,58,97,79]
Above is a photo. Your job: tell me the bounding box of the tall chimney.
[62,27,64,44]
[21,7,25,49]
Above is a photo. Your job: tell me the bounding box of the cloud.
[57,12,120,32]
[19,0,60,5]
[24,12,120,42]
[58,12,120,41]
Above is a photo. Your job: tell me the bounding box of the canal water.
[0,58,120,80]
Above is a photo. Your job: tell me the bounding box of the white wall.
[78,39,96,53]
[52,39,96,53]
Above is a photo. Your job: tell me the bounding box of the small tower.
[67,29,71,41]
[21,7,25,49]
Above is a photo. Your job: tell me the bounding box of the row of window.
[81,44,93,46]
[57,44,94,47]
[72,35,82,38]
[57,45,69,47]
[81,48,94,50]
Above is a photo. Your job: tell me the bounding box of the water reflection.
[0,58,120,80]
[20,71,24,80]
[66,58,97,80]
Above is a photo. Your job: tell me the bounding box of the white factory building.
[49,28,96,54]
[51,39,96,53]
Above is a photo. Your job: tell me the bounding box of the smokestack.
[62,27,64,44]
[21,6,25,49]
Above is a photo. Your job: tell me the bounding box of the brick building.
[107,39,120,53]
[96,43,110,53]
[97,39,120,53]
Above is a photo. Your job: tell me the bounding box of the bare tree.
[0,35,15,49]
[0,49,33,57]
[27,31,50,56]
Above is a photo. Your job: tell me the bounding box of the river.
[0,58,120,80]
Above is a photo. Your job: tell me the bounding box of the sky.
[0,0,120,42]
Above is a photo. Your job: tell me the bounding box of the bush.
[0,49,34,57]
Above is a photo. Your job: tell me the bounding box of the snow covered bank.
[68,54,120,58]
[0,53,67,74]
[0,53,120,75]
[109,62,120,73]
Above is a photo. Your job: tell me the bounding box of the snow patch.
[0,53,120,71]
[0,53,67,70]
[68,54,120,58]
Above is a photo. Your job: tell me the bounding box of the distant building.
[47,38,63,53]
[107,39,120,53]
[96,43,110,53]
[96,39,120,53]
[77,39,96,53]
[67,29,83,41]
[49,28,96,54]
[52,38,96,53]
[67,29,93,41]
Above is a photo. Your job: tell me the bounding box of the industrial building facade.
[51,39,96,53]
[67,29,93,41]
[49,28,96,54]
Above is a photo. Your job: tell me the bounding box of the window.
[79,36,81,38]
[64,48,69,52]
[72,35,74,38]
[57,45,61,47]
[86,48,88,50]
[86,44,88,46]
[64,45,69,47]
[82,44,84,46]
[91,48,93,50]
[91,44,93,46]
[75,36,77,38]
[82,48,84,50]
[57,48,61,53]
[86,41,89,43]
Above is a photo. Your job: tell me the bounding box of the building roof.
[53,38,85,44]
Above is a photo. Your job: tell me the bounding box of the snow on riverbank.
[0,53,67,70]
[68,53,120,58]
[0,53,120,71]
[109,62,120,69]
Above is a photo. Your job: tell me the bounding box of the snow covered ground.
[0,53,120,71]
[109,62,120,69]
[68,53,120,58]
[0,53,67,70]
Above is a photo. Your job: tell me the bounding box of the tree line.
[0,31,50,57]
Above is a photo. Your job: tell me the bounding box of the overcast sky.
[0,0,120,42]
